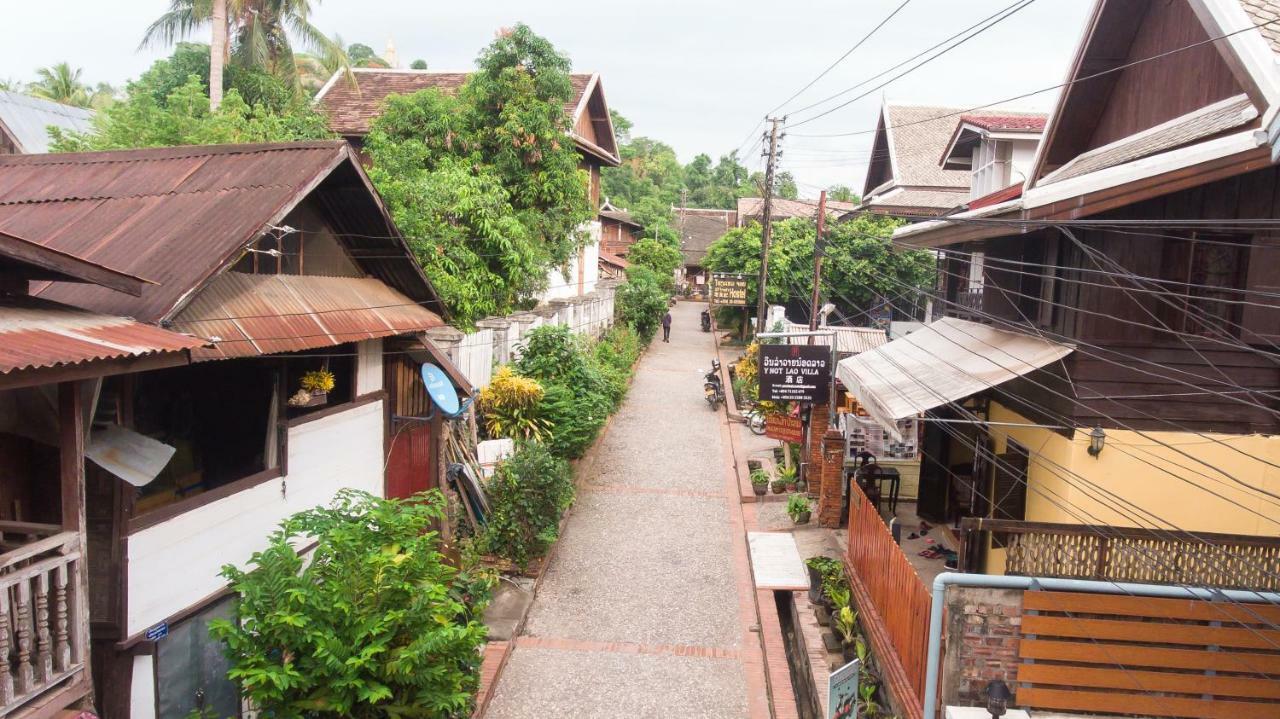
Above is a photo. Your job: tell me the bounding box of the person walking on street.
[662,310,673,342]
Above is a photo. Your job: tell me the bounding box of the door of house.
[385,418,435,500]
[916,418,950,522]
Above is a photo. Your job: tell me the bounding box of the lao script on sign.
[758,344,831,403]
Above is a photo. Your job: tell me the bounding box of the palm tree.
[211,0,226,109]
[142,0,346,92]
[29,63,92,107]
[296,37,386,94]
[0,79,23,93]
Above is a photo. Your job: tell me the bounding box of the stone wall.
[942,586,1023,708]
[818,427,844,527]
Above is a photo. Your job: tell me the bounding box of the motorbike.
[703,359,724,409]
[701,309,712,332]
[742,403,768,435]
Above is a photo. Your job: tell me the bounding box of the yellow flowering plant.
[300,369,336,393]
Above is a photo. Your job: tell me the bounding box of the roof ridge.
[0,182,300,207]
[0,140,345,168]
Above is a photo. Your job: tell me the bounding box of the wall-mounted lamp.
[985,679,1011,718]
[1087,425,1106,458]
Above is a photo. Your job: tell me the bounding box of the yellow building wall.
[980,400,1280,574]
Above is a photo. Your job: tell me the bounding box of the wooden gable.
[571,75,620,168]
[1034,0,1248,179]
[862,110,894,196]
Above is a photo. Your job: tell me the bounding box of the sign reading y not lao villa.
[710,273,749,306]
[759,344,831,403]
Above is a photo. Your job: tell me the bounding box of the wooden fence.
[1017,590,1280,719]
[960,518,1280,591]
[845,484,931,717]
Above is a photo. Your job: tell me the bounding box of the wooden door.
[916,419,950,522]
[385,419,435,499]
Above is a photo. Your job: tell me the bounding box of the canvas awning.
[835,318,1073,439]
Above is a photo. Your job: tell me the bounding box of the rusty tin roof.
[0,295,204,376]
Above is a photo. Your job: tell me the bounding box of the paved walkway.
[485,302,766,718]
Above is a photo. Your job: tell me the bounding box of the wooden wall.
[946,166,1280,434]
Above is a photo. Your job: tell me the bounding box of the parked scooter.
[701,309,712,332]
[742,403,768,434]
[703,359,724,409]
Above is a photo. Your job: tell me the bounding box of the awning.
[835,318,1073,438]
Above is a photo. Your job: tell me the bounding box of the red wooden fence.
[845,484,932,716]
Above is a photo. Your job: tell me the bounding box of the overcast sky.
[0,0,1093,195]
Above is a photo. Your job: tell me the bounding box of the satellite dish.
[420,363,460,416]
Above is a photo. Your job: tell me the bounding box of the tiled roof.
[1040,94,1257,185]
[0,91,94,154]
[959,114,1047,132]
[0,295,204,376]
[1241,0,1280,54]
[600,209,641,227]
[873,105,1047,192]
[784,322,888,355]
[736,197,859,223]
[676,208,735,267]
[316,69,596,137]
[861,186,968,216]
[598,250,630,270]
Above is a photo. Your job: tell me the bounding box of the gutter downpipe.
[922,572,1280,719]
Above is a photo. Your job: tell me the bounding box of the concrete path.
[485,302,766,718]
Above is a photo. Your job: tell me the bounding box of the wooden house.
[0,232,204,719]
[674,207,735,293]
[0,141,470,717]
[829,2,1280,717]
[314,69,621,301]
[599,204,643,258]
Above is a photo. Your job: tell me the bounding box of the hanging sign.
[759,344,831,403]
[145,622,169,641]
[765,414,804,443]
[420,363,460,416]
[827,658,861,719]
[710,273,749,306]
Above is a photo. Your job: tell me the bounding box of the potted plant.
[787,494,811,524]
[289,368,336,407]
[835,605,859,662]
[770,477,787,494]
[779,465,798,492]
[750,469,770,497]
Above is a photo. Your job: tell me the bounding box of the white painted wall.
[356,338,383,396]
[124,400,386,637]
[543,221,602,300]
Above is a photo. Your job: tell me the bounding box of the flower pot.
[822,631,843,653]
[842,640,858,663]
[815,605,831,626]
[793,510,811,525]
[807,565,823,600]
[786,482,797,492]
[796,480,808,493]
[771,484,786,494]
[753,483,768,497]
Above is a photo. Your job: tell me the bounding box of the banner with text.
[759,344,831,404]
[764,414,804,443]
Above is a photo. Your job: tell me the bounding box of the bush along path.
[483,301,767,718]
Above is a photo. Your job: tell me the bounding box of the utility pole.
[756,117,784,334]
[808,190,828,345]
[210,0,227,110]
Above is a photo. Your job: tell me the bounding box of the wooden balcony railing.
[0,523,86,717]
[959,517,1280,591]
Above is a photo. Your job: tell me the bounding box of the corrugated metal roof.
[784,322,889,355]
[0,141,424,324]
[171,272,444,360]
[0,91,95,154]
[0,295,204,376]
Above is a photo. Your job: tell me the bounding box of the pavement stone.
[484,302,751,717]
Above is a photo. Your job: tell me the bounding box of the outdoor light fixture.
[1087,425,1106,458]
[985,679,1011,718]
[818,302,837,327]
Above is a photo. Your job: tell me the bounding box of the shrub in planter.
[750,469,770,496]
[210,489,488,718]
[779,465,798,492]
[835,605,860,661]
[770,478,787,494]
[479,442,574,569]
[516,326,616,458]
[786,494,811,524]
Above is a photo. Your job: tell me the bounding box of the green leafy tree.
[346,42,378,65]
[828,184,860,203]
[615,266,669,340]
[704,214,934,323]
[410,59,429,70]
[626,237,682,291]
[366,25,591,326]
[50,74,332,151]
[28,63,101,108]
[774,171,799,200]
[210,489,489,718]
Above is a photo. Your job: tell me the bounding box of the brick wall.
[818,428,844,527]
[806,404,829,493]
[942,586,1023,707]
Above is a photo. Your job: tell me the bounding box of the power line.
[790,14,1280,137]
[767,0,914,115]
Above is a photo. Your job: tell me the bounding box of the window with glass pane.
[156,597,239,718]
